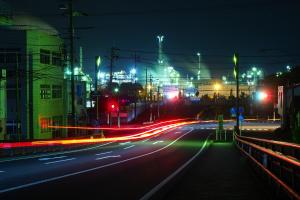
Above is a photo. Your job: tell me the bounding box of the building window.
[40,49,50,64]
[40,84,51,99]
[52,85,62,99]
[52,52,62,66]
[40,117,51,133]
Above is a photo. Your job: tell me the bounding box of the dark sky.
[6,0,300,79]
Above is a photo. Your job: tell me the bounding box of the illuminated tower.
[157,35,164,65]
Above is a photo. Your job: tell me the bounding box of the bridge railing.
[235,134,300,199]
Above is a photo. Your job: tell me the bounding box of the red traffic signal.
[107,100,119,112]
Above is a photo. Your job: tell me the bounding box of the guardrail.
[235,134,300,199]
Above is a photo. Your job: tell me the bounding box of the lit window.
[40,84,51,99]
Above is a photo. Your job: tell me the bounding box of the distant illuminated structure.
[157,35,164,65]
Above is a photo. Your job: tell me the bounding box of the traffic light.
[256,91,268,102]
[107,100,118,112]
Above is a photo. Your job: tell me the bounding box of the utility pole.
[233,53,240,135]
[68,0,75,127]
[95,56,101,122]
[150,75,153,122]
[145,66,148,108]
[157,85,160,118]
[134,53,137,120]
[16,52,21,140]
[109,47,119,90]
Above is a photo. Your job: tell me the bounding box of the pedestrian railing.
[235,134,300,199]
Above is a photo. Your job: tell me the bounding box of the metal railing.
[235,134,300,199]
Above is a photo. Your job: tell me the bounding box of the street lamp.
[114,87,120,127]
[197,52,201,81]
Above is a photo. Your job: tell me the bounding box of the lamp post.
[114,87,120,127]
[233,53,240,135]
[95,56,101,122]
[197,52,201,81]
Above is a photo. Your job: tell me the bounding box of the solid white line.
[0,142,114,163]
[38,156,67,161]
[0,128,195,194]
[95,155,121,160]
[95,151,113,156]
[123,145,135,150]
[140,134,211,200]
[152,141,164,145]
[44,158,76,165]
[0,171,4,173]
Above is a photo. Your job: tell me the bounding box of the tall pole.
[69,0,75,126]
[145,66,148,107]
[150,75,153,122]
[134,53,137,120]
[157,85,160,118]
[197,52,201,81]
[16,52,21,140]
[234,53,240,134]
[95,56,100,122]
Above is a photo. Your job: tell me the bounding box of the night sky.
[6,0,300,80]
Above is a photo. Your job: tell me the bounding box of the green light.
[114,88,119,93]
[233,54,238,66]
[96,56,101,67]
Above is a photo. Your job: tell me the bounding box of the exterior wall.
[0,69,6,139]
[26,30,66,139]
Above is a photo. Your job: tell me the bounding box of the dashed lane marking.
[123,145,135,150]
[95,155,121,161]
[152,141,164,145]
[44,158,76,165]
[38,156,67,161]
[95,151,113,156]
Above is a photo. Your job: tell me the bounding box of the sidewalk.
[164,142,272,200]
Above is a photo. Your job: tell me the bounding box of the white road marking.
[0,171,5,173]
[152,141,164,145]
[95,155,121,161]
[140,133,211,200]
[123,145,135,150]
[0,142,114,163]
[119,142,131,145]
[95,151,113,156]
[38,156,67,161]
[44,158,76,165]
[0,128,195,194]
[142,139,150,143]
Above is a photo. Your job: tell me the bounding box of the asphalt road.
[0,120,279,200]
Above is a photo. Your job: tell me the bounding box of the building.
[278,84,300,130]
[0,15,66,140]
[198,79,256,98]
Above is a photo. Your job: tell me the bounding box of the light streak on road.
[47,119,186,131]
[0,121,197,149]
